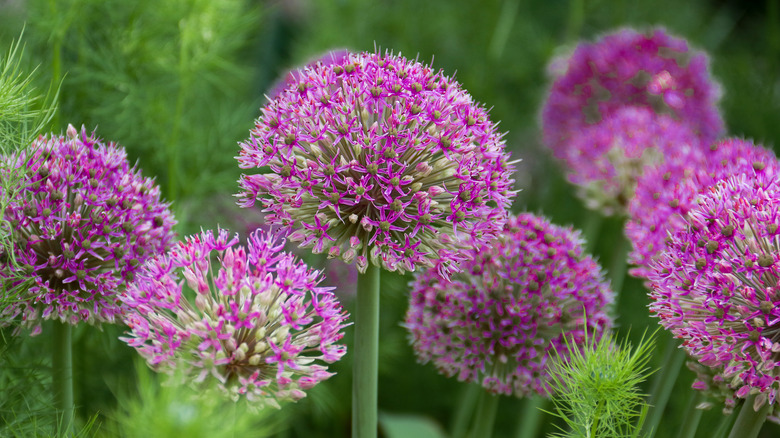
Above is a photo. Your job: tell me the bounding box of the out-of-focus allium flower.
[121,228,349,408]
[555,105,703,214]
[0,125,176,334]
[237,51,516,275]
[649,168,780,415]
[405,213,613,397]
[627,138,779,280]
[543,27,723,151]
[266,49,351,101]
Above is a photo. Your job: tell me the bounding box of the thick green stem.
[677,391,704,438]
[514,395,546,438]
[353,265,380,438]
[451,383,480,438]
[470,391,500,438]
[52,321,74,435]
[643,343,685,438]
[727,395,769,438]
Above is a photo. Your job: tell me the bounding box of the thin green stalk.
[727,395,769,438]
[565,0,585,41]
[52,321,74,435]
[677,391,705,438]
[582,210,602,254]
[488,0,520,60]
[643,344,685,437]
[608,235,630,304]
[713,409,736,438]
[353,264,380,438]
[470,391,500,438]
[451,383,480,438]
[514,395,546,438]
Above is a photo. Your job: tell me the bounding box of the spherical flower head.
[405,213,613,397]
[120,228,349,408]
[649,168,780,414]
[557,105,703,214]
[627,138,779,280]
[237,51,516,276]
[543,27,723,152]
[0,125,176,333]
[266,49,351,101]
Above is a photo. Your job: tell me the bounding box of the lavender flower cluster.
[0,125,176,334]
[121,229,349,408]
[542,28,723,214]
[405,213,613,397]
[237,51,516,276]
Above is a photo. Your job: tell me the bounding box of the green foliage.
[99,361,280,438]
[0,30,58,312]
[546,329,655,438]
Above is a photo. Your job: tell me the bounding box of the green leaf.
[379,412,449,438]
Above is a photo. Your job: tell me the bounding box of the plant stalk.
[451,383,480,438]
[353,264,380,438]
[643,343,685,437]
[727,395,769,438]
[52,320,74,435]
[515,395,546,438]
[470,390,500,438]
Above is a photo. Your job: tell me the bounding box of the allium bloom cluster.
[121,229,349,408]
[237,51,516,275]
[0,125,175,333]
[405,213,613,397]
[543,27,723,151]
[649,169,780,413]
[266,49,350,101]
[627,138,779,280]
[554,105,703,214]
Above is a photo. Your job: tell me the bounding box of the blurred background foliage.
[1,0,780,436]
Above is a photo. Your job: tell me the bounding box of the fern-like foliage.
[546,329,656,438]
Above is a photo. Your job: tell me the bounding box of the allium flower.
[543,27,723,151]
[237,51,516,275]
[121,228,349,408]
[553,105,703,214]
[649,168,780,414]
[405,213,613,397]
[627,138,779,280]
[267,49,351,101]
[0,125,176,333]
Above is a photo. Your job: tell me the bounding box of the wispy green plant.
[25,0,263,226]
[546,328,655,438]
[0,30,58,309]
[100,361,281,438]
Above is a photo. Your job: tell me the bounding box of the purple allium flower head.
[627,138,779,280]
[121,228,349,408]
[554,105,703,214]
[267,49,351,101]
[0,125,176,334]
[237,51,516,276]
[405,213,613,397]
[543,27,723,151]
[649,167,780,413]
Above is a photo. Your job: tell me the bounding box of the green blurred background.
[1,0,780,436]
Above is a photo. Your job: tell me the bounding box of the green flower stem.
[677,391,704,438]
[514,395,546,438]
[582,210,603,254]
[727,395,769,438]
[353,264,380,438]
[451,383,480,438]
[52,321,74,434]
[607,235,629,306]
[470,390,499,438]
[713,408,736,438]
[643,342,685,437]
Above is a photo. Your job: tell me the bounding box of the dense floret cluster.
[405,213,613,397]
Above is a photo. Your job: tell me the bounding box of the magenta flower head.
[267,49,351,101]
[553,105,703,214]
[649,167,780,414]
[236,50,516,276]
[0,125,176,334]
[120,228,349,408]
[405,213,613,397]
[627,138,779,280]
[543,27,723,151]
